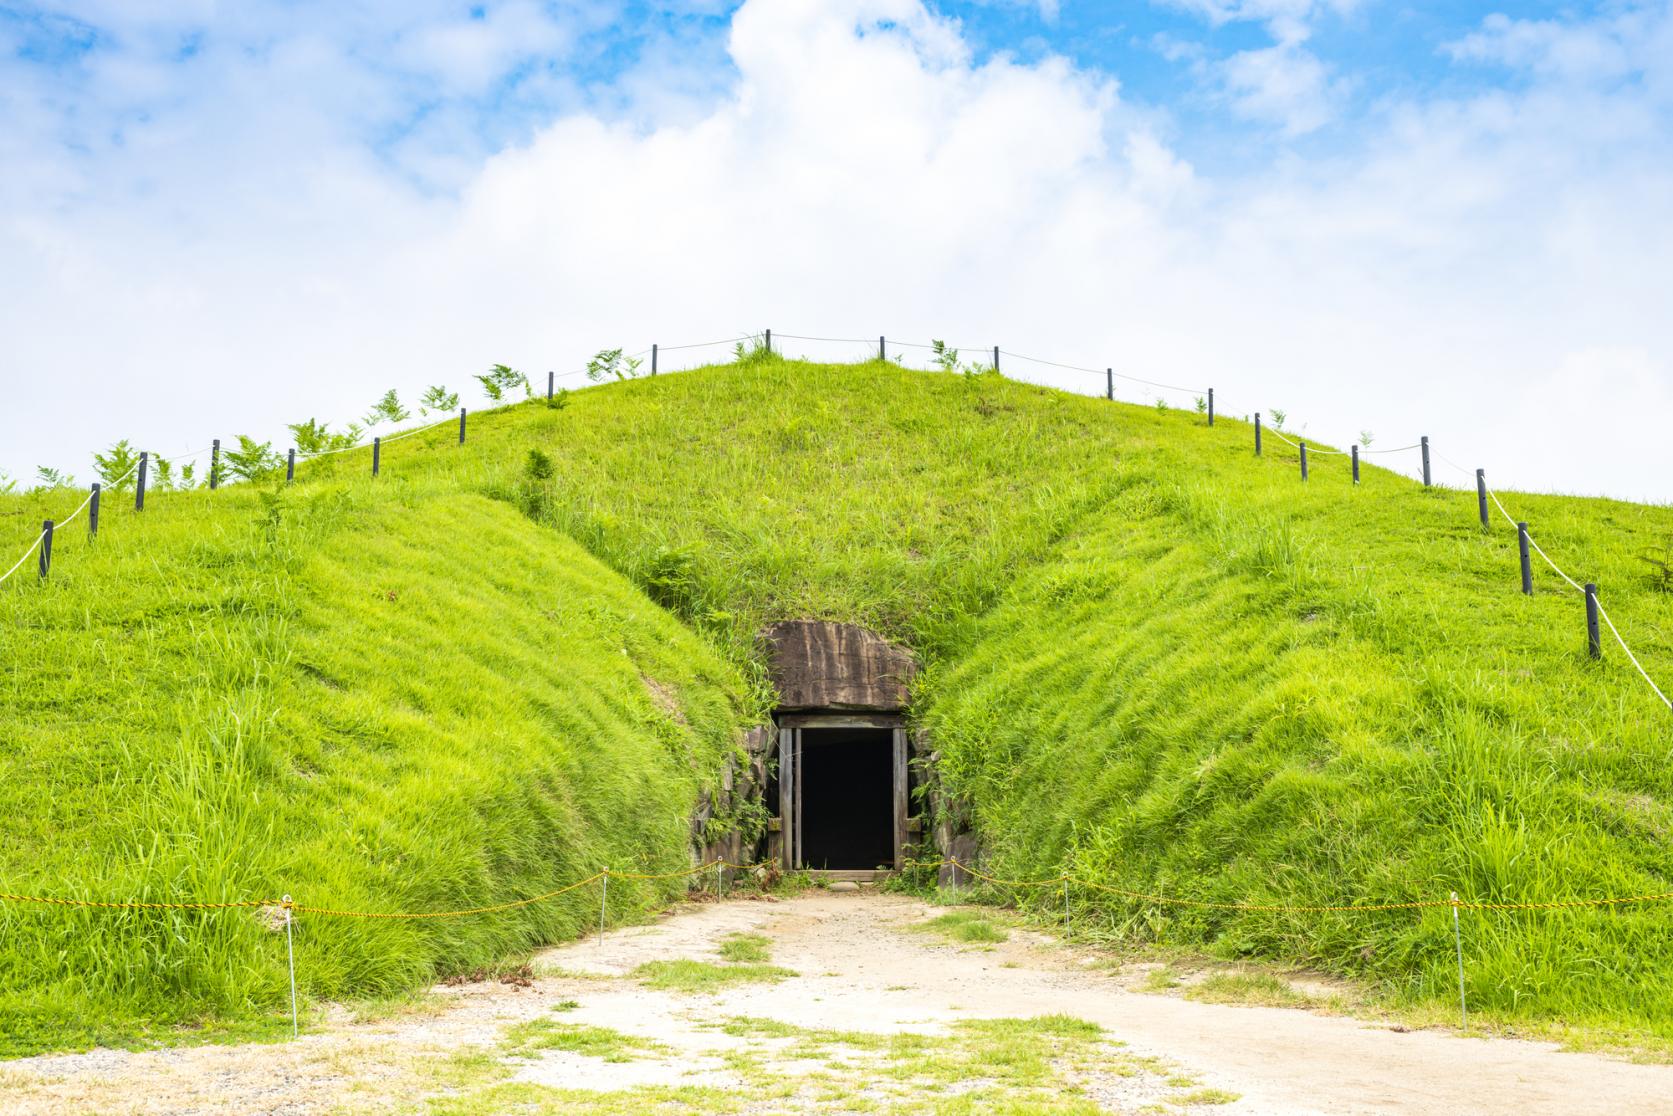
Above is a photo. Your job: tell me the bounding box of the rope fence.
[4,326,1666,713]
[11,851,1673,1036]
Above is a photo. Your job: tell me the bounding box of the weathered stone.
[760,620,917,711]
[938,832,981,890]
[828,880,861,893]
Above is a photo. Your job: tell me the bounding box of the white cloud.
[2,0,1672,506]
[1216,39,1340,134]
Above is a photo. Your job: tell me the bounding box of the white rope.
[660,335,756,351]
[1360,443,1422,456]
[773,333,876,345]
[1596,601,1673,711]
[53,486,99,531]
[1000,349,1204,395]
[0,530,46,586]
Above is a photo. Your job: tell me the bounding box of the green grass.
[630,959,796,992]
[1184,972,1316,1009]
[500,1020,668,1062]
[914,910,1011,945]
[5,351,1673,1048]
[717,932,772,963]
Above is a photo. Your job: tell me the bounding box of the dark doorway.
[798,727,895,870]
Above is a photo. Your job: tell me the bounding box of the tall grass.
[4,352,1672,1046]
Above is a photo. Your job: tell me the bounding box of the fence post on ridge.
[459,408,467,444]
[1352,444,1360,484]
[135,452,148,511]
[651,345,658,376]
[1518,523,1533,595]
[1208,388,1214,426]
[1106,369,1113,401]
[993,346,1000,373]
[1476,469,1489,529]
[1585,584,1602,659]
[764,329,771,354]
[372,437,380,477]
[38,520,53,578]
[879,336,886,361]
[1255,413,1262,456]
[1300,442,1309,480]
[88,484,100,539]
[210,439,221,490]
[287,449,295,483]
[1421,436,1432,487]
[548,370,555,398]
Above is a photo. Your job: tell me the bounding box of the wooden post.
[1518,522,1533,595]
[88,484,100,538]
[210,439,220,490]
[459,408,467,444]
[1351,444,1360,484]
[372,437,380,477]
[1421,436,1432,487]
[1106,369,1113,401]
[1208,388,1214,426]
[38,520,53,578]
[1476,469,1489,528]
[1585,583,1602,659]
[135,451,148,511]
[1255,413,1262,456]
[287,448,295,482]
[1300,442,1309,480]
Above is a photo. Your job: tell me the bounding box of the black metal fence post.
[210,439,221,490]
[89,484,100,538]
[135,452,148,511]
[1351,444,1360,484]
[287,448,296,482]
[765,329,772,353]
[1208,388,1214,426]
[1421,436,1432,487]
[1106,369,1113,401]
[459,408,467,444]
[879,336,886,361]
[38,520,53,578]
[1518,522,1533,595]
[1300,442,1309,480]
[372,437,381,477]
[1255,413,1262,456]
[1585,583,1602,659]
[548,370,555,397]
[651,345,658,376]
[993,346,1000,373]
[1476,469,1489,528]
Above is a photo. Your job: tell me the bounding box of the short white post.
[284,895,298,1038]
[598,871,608,952]
[1451,892,1467,1030]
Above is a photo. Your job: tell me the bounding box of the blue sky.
[2,0,1671,501]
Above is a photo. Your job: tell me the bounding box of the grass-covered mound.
[354,353,1671,1035]
[5,350,1673,1047]
[0,476,756,1055]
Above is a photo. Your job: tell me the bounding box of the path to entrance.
[5,891,1671,1114]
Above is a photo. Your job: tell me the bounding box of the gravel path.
[3,890,1671,1114]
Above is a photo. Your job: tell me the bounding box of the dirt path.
[4,891,1672,1114]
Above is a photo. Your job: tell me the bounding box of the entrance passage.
[799,727,895,870]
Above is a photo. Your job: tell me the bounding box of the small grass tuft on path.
[631,959,796,993]
[915,910,1010,945]
[716,932,772,963]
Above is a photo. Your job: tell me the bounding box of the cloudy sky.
[2,0,1670,501]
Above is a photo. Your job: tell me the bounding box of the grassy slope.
[373,355,1671,1033]
[5,353,1672,1045]
[0,468,755,1055]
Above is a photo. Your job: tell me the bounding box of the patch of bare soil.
[4,891,1672,1114]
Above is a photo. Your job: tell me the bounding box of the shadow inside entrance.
[799,727,895,870]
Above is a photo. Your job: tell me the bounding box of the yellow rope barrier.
[7,859,1673,921]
